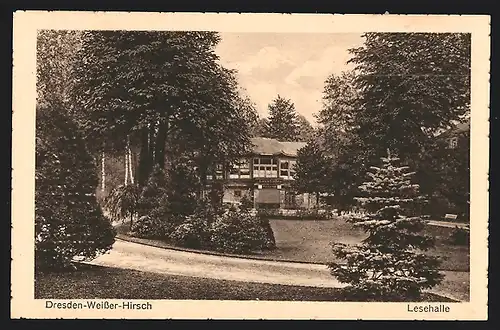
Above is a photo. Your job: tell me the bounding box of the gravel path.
[90,239,346,288]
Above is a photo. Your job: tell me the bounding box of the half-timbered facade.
[207,137,315,209]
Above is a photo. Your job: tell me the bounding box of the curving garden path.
[90,239,346,288]
[95,218,470,302]
[88,238,467,302]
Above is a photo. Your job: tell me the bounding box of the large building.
[207,137,315,209]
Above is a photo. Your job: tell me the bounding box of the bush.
[240,194,254,211]
[209,208,275,254]
[137,166,170,218]
[35,105,115,270]
[195,196,224,223]
[130,215,170,239]
[134,166,186,239]
[448,226,470,246]
[165,159,199,217]
[170,216,210,249]
[259,217,276,250]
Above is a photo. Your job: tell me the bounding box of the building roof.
[438,119,471,139]
[251,137,307,157]
[453,120,471,134]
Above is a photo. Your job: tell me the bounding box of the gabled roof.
[251,137,307,157]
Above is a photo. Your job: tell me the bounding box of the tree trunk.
[149,123,156,167]
[128,144,134,184]
[198,167,207,200]
[101,151,105,192]
[124,146,129,186]
[316,192,320,207]
[138,126,151,186]
[154,121,168,169]
[198,155,209,200]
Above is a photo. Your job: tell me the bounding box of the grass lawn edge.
[114,234,467,302]
[115,232,328,266]
[115,220,469,271]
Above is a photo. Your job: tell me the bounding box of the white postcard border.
[11,11,490,320]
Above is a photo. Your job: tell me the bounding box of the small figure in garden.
[328,150,444,301]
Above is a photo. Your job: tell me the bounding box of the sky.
[216,33,365,125]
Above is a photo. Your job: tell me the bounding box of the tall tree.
[420,127,470,218]
[348,32,471,161]
[69,31,255,188]
[36,31,116,270]
[348,33,471,208]
[316,33,471,209]
[315,71,365,210]
[296,114,316,142]
[263,95,300,141]
[36,30,82,107]
[251,117,270,137]
[292,140,331,205]
[317,71,359,137]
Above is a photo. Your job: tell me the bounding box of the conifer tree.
[35,105,115,270]
[264,95,300,141]
[328,150,444,301]
[296,114,316,142]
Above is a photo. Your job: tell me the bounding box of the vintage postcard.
[11,11,490,320]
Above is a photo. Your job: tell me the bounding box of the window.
[215,163,224,179]
[280,160,296,179]
[449,137,458,149]
[207,163,225,180]
[229,159,250,179]
[290,160,296,178]
[253,157,278,178]
[234,190,242,197]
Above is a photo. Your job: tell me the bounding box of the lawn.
[35,263,455,302]
[266,219,470,272]
[264,219,470,302]
[114,217,470,301]
[116,217,469,272]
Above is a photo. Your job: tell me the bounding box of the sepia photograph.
[11,12,490,320]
